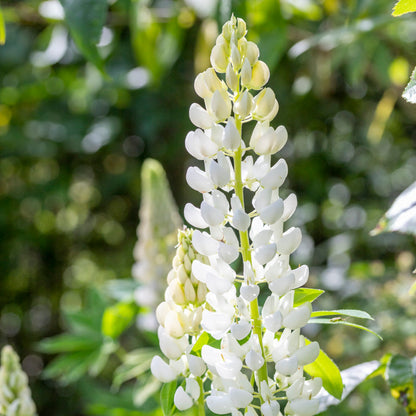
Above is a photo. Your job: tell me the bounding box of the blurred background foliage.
[0,0,416,414]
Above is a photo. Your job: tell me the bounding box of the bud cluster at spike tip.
[132,159,182,331]
[151,15,323,416]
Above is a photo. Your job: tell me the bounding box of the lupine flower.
[0,345,37,416]
[152,15,323,415]
[132,159,182,330]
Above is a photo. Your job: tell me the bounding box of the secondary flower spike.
[152,15,323,415]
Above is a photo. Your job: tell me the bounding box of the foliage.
[0,0,415,414]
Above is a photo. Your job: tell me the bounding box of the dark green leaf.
[392,0,416,16]
[160,380,176,416]
[59,0,108,72]
[293,288,324,307]
[0,7,5,45]
[309,318,382,340]
[304,341,343,400]
[311,309,373,320]
[403,67,416,104]
[101,301,138,339]
[190,332,221,357]
[387,355,414,388]
[37,334,102,353]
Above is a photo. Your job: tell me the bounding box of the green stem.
[196,377,205,415]
[233,118,268,396]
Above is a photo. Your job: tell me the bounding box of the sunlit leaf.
[311,309,373,320]
[403,67,416,103]
[392,0,416,16]
[160,380,176,416]
[59,0,108,72]
[293,288,324,307]
[0,7,5,45]
[304,341,343,400]
[316,360,380,412]
[372,181,416,236]
[309,318,382,340]
[190,331,221,357]
[101,301,138,339]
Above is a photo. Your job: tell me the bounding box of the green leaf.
[190,332,221,357]
[160,380,176,416]
[37,334,102,353]
[311,309,373,320]
[59,0,108,72]
[372,181,416,236]
[308,318,383,340]
[304,341,343,400]
[293,288,324,307]
[386,355,416,414]
[403,67,416,104]
[0,7,5,45]
[317,360,381,412]
[113,348,156,388]
[102,301,138,339]
[392,0,416,16]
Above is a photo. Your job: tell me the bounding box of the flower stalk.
[151,15,324,416]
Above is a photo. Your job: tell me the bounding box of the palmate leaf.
[59,0,108,72]
[303,340,343,400]
[392,0,416,16]
[372,181,416,236]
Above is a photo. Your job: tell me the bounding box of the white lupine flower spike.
[152,15,334,416]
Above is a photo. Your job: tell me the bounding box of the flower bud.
[246,41,259,64]
[253,88,279,121]
[211,43,228,73]
[189,103,213,129]
[226,63,239,91]
[238,37,248,57]
[223,117,241,150]
[241,58,252,87]
[231,43,242,70]
[210,90,232,122]
[222,21,233,41]
[234,90,254,119]
[170,279,186,304]
[194,72,211,98]
[156,301,170,326]
[184,278,196,302]
[151,356,178,383]
[248,60,270,90]
[236,18,246,38]
[174,386,193,411]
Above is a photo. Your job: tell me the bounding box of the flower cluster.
[152,15,322,416]
[0,345,37,416]
[132,159,182,330]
